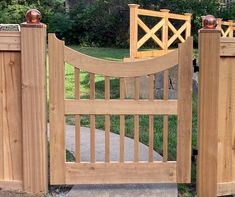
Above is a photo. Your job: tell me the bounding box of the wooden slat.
[137,8,189,21]
[217,57,235,187]
[148,74,154,162]
[0,32,21,51]
[177,37,193,183]
[65,100,178,115]
[64,45,178,77]
[168,22,187,47]
[90,73,95,163]
[105,76,110,162]
[120,78,125,162]
[136,50,174,58]
[49,34,66,184]
[134,77,140,162]
[197,30,221,196]
[163,70,169,162]
[137,18,164,49]
[75,68,80,163]
[217,181,235,196]
[0,52,2,180]
[0,52,22,181]
[0,180,23,190]
[220,40,235,56]
[65,162,177,184]
[21,26,47,193]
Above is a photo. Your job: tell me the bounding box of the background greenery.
[1,0,235,48]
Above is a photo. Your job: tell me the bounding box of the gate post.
[197,16,221,197]
[20,10,47,194]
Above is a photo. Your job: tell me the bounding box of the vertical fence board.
[105,76,110,162]
[0,52,22,183]
[148,74,154,162]
[177,37,193,183]
[49,34,65,185]
[90,73,95,163]
[75,68,80,163]
[0,52,3,180]
[120,78,125,162]
[134,77,140,162]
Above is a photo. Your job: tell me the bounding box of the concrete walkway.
[58,125,178,197]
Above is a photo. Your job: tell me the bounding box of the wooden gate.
[49,34,193,185]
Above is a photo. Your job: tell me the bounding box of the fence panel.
[0,39,23,190]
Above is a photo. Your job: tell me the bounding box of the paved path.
[50,125,178,197]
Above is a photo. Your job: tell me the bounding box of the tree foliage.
[0,0,233,47]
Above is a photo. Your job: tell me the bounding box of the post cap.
[21,9,45,28]
[202,15,217,29]
[160,9,170,13]
[128,4,140,8]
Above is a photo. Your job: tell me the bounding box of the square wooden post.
[197,16,221,197]
[20,10,48,194]
[129,4,139,59]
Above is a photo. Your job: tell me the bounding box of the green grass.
[64,46,198,196]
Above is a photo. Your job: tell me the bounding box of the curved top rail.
[64,46,178,78]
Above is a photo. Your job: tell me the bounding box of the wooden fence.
[0,12,47,194]
[49,33,193,185]
[198,21,235,197]
[129,4,192,59]
[217,18,234,37]
[126,4,192,98]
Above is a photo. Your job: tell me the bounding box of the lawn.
[64,46,198,195]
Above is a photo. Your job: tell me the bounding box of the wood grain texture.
[21,26,47,194]
[0,32,21,51]
[129,4,139,59]
[64,45,178,77]
[220,39,235,56]
[217,181,235,196]
[65,162,177,184]
[49,34,66,184]
[65,100,178,115]
[177,37,193,183]
[217,56,235,194]
[197,30,221,196]
[0,52,23,187]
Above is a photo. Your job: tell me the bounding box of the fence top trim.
[128,4,192,21]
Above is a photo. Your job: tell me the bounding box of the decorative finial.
[202,15,217,29]
[25,9,42,24]
[21,9,44,28]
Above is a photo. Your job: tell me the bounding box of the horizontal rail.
[137,8,190,21]
[0,32,21,51]
[64,162,177,184]
[220,37,235,56]
[65,99,178,115]
[0,180,23,190]
[217,181,235,196]
[136,49,174,58]
[64,45,178,77]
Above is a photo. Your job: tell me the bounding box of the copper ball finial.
[202,15,217,29]
[25,9,42,24]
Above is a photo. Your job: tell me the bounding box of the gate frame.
[49,33,193,185]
